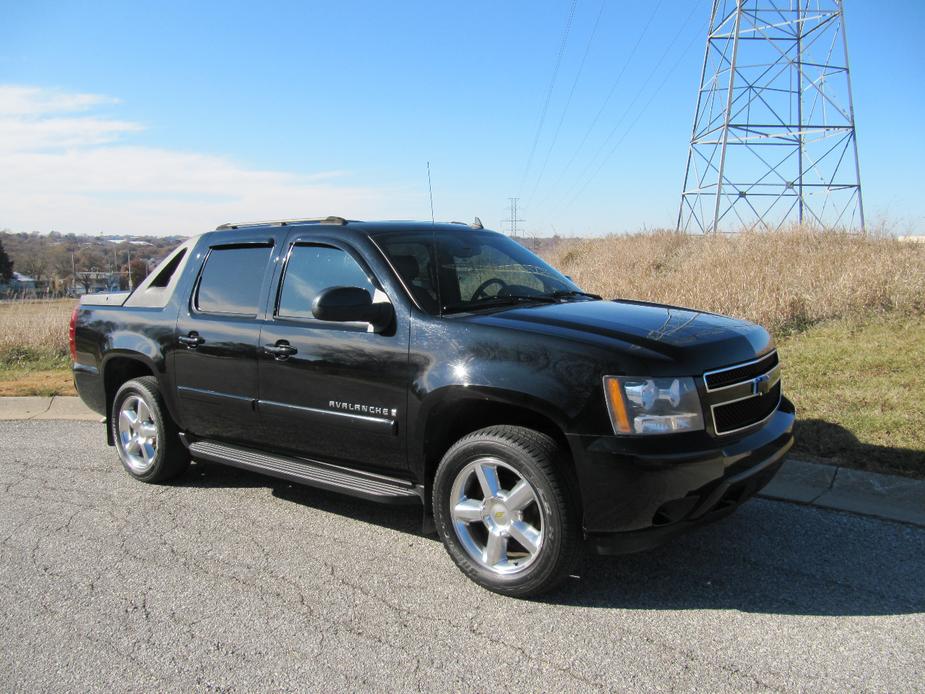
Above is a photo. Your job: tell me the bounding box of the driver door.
[254,236,410,473]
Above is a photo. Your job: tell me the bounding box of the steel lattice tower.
[677,0,864,233]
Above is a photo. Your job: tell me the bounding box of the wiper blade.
[442,294,558,314]
[548,290,603,300]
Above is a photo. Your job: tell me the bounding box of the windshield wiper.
[442,294,559,314]
[547,289,603,300]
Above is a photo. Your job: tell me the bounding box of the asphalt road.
[1,420,923,692]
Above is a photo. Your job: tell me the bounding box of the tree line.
[0,230,185,295]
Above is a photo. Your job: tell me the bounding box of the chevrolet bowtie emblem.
[752,374,771,396]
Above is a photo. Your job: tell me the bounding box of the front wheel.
[433,425,581,597]
[111,376,189,483]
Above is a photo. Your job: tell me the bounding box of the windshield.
[378,230,583,314]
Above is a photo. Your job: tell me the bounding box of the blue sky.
[1,0,923,236]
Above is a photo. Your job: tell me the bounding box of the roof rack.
[215,216,349,230]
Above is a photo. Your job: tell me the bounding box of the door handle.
[264,342,297,360]
[178,332,204,348]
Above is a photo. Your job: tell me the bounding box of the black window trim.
[191,241,275,318]
[272,238,388,325]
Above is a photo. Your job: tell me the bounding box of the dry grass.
[0,298,75,364]
[547,228,925,335]
[0,299,77,396]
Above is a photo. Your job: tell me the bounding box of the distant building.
[0,271,40,297]
[11,272,37,290]
[106,238,154,247]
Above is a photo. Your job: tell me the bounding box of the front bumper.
[567,396,795,554]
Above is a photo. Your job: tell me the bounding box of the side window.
[278,244,375,319]
[196,245,272,315]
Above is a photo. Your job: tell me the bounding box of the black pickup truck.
[71,217,794,596]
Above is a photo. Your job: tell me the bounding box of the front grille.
[713,381,781,434]
[705,351,778,390]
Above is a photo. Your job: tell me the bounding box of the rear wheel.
[112,376,189,483]
[433,425,580,597]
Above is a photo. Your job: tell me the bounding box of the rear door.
[254,234,410,472]
[173,238,275,443]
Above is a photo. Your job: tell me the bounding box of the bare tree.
[18,251,49,283]
[75,271,96,294]
[50,247,74,283]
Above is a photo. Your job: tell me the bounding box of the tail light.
[68,305,78,362]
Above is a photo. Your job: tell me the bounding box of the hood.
[463,299,774,373]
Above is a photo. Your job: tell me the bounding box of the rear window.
[196,245,271,315]
[150,248,187,288]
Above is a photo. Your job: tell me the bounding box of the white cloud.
[0,116,143,151]
[0,85,119,116]
[0,85,416,236]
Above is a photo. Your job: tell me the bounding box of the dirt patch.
[0,369,77,397]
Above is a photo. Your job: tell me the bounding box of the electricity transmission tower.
[502,197,525,237]
[677,0,865,233]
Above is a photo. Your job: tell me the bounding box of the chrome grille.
[704,351,779,391]
[703,351,782,435]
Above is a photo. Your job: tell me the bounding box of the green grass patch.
[0,348,74,397]
[778,315,925,478]
[0,347,69,372]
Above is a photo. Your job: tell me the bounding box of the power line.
[552,0,704,215]
[559,17,704,215]
[524,0,606,209]
[564,52,698,214]
[535,0,664,210]
[517,0,579,197]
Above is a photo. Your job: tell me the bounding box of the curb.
[759,458,925,528]
[0,397,922,527]
[0,396,100,421]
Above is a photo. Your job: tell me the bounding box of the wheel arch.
[102,353,158,445]
[417,387,574,506]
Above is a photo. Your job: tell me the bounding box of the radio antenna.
[426,161,435,224]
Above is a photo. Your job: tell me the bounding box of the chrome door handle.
[178,333,204,348]
[264,343,297,360]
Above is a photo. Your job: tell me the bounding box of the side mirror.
[312,286,393,332]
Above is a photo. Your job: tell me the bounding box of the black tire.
[111,376,189,483]
[433,425,581,597]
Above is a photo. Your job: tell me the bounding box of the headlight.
[603,376,704,435]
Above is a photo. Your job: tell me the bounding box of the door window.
[278,245,375,319]
[381,240,439,313]
[195,245,272,315]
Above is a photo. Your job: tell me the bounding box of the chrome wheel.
[117,395,158,474]
[449,457,544,575]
